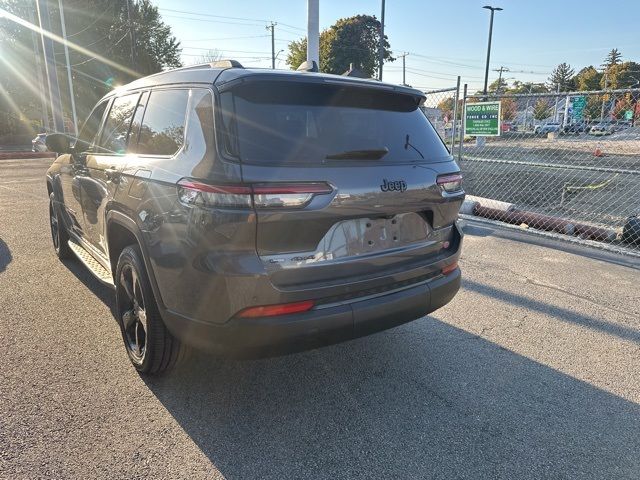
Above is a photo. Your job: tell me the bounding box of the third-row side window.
[137,89,189,156]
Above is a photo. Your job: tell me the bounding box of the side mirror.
[45,133,73,154]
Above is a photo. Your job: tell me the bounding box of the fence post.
[458,83,467,163]
[450,76,461,152]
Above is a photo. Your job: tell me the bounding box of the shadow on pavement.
[464,278,640,345]
[61,257,116,317]
[144,318,640,479]
[0,238,12,273]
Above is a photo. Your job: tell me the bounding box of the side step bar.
[68,239,115,288]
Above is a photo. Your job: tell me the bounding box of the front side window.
[98,93,140,154]
[76,101,108,151]
[137,89,189,156]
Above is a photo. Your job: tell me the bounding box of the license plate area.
[261,213,432,270]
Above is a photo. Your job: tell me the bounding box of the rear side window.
[219,81,450,165]
[137,89,189,156]
[98,93,140,154]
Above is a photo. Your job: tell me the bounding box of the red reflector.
[441,261,458,275]
[236,300,315,318]
[251,183,333,195]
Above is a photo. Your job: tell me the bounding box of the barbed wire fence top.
[458,87,640,254]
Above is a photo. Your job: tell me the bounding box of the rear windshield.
[218,81,450,165]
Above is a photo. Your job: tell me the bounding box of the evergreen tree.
[604,48,622,67]
[548,62,575,91]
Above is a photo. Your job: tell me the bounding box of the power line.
[182,46,272,54]
[159,7,305,31]
[184,34,270,42]
[162,14,266,27]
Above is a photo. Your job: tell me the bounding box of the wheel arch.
[106,211,166,311]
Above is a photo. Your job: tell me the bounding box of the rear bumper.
[161,267,461,357]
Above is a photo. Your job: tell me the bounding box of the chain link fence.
[422,80,461,153]
[458,88,640,255]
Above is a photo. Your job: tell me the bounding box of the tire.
[49,192,72,259]
[115,244,186,374]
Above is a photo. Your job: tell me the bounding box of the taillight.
[436,173,463,193]
[177,180,252,208]
[177,180,333,209]
[236,300,315,318]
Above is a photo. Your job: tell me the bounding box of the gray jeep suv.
[46,61,464,374]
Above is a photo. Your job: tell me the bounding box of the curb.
[0,152,56,160]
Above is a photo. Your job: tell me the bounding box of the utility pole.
[58,0,78,136]
[306,0,319,68]
[36,0,65,133]
[482,6,503,97]
[553,83,560,122]
[126,0,136,66]
[398,52,409,85]
[267,22,277,69]
[492,66,509,93]
[378,0,386,80]
[27,8,49,130]
[600,66,609,120]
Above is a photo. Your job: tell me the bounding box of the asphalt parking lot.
[1,157,639,479]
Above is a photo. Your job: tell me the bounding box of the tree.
[548,62,575,91]
[286,14,393,76]
[488,77,508,94]
[604,48,622,67]
[501,98,517,121]
[574,66,602,91]
[601,61,640,89]
[533,98,551,121]
[191,49,222,65]
[0,0,182,136]
[508,81,549,94]
[437,97,455,119]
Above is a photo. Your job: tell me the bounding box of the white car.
[534,123,561,134]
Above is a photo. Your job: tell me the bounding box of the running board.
[68,239,115,288]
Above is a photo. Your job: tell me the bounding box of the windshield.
[218,81,450,165]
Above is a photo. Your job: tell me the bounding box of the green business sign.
[572,95,586,119]
[464,101,501,136]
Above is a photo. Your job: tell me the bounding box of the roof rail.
[210,59,244,69]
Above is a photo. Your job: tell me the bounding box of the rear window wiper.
[325,148,389,160]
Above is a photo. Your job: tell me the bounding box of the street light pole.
[378,0,385,80]
[36,0,65,133]
[58,0,78,136]
[482,6,502,97]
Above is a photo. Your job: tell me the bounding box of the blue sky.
[156,0,640,91]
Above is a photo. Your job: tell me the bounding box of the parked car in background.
[45,60,465,374]
[534,122,561,134]
[562,121,590,135]
[32,132,48,152]
[589,121,616,136]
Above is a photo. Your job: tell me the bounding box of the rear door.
[82,92,142,256]
[218,79,464,290]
